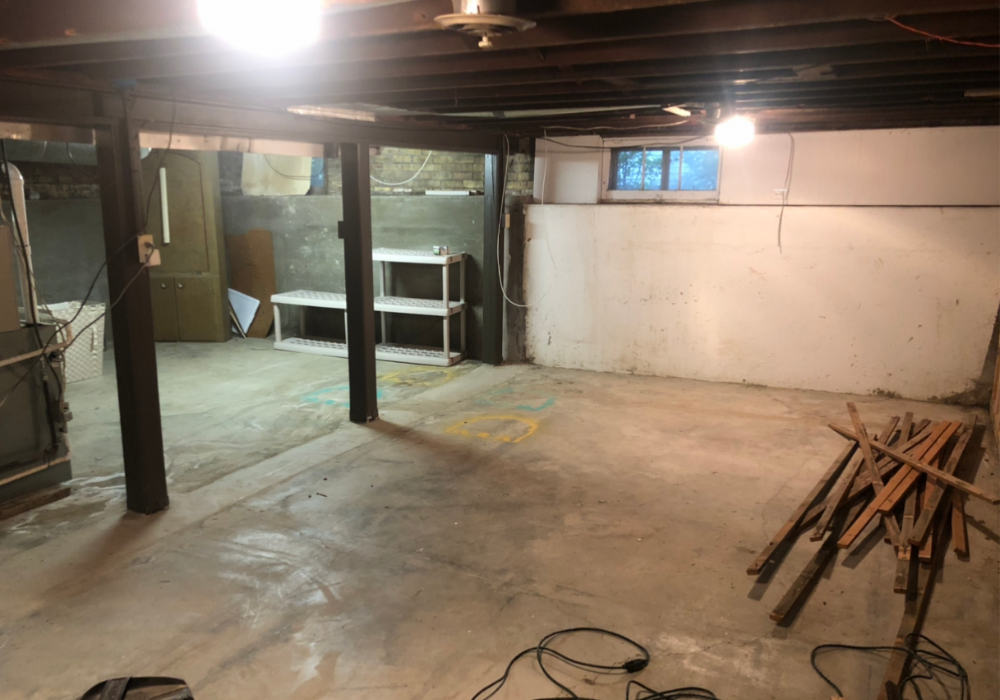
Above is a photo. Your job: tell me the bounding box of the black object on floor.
[77,677,193,700]
[470,627,718,700]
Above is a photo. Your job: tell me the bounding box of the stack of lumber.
[747,402,995,698]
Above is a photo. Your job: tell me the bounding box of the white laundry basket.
[47,301,106,383]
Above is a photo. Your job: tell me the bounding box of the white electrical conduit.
[159,167,171,245]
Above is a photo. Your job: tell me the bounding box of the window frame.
[601,136,721,203]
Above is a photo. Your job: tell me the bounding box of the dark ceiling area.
[0,0,997,136]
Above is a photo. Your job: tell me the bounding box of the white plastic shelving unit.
[271,248,467,367]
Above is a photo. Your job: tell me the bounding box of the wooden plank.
[810,417,897,542]
[876,447,946,515]
[0,485,70,521]
[951,491,969,556]
[917,484,934,562]
[868,431,999,504]
[892,412,918,593]
[892,551,912,594]
[747,440,858,575]
[810,452,864,541]
[847,404,901,545]
[838,419,948,518]
[225,229,277,339]
[908,417,977,546]
[875,422,961,514]
[875,523,948,699]
[836,422,953,549]
[798,422,934,534]
[771,498,867,623]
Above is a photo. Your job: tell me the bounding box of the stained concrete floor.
[0,341,997,700]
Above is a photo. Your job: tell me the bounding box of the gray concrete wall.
[17,194,488,360]
[221,195,486,360]
[15,200,111,343]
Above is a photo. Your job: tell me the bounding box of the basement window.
[601,140,720,202]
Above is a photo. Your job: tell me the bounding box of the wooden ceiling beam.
[74,1,996,82]
[356,62,1000,110]
[424,102,1000,133]
[243,41,997,104]
[411,76,998,114]
[163,11,998,95]
[0,0,709,62]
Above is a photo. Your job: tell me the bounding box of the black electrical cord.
[811,634,969,700]
[470,628,717,700]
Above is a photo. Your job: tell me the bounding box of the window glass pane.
[643,149,663,190]
[614,149,644,190]
[666,149,681,190]
[679,148,720,191]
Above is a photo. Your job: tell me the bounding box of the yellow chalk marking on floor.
[445,415,539,444]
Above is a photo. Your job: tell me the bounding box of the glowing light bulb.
[714,115,755,148]
[198,0,322,57]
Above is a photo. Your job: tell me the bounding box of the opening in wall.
[601,137,720,203]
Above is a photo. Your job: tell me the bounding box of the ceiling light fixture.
[435,0,536,49]
[714,115,755,148]
[197,0,322,57]
[663,105,691,117]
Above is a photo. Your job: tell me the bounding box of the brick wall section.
[326,147,533,197]
[0,161,99,200]
[2,148,534,201]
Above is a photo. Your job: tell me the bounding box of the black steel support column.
[482,144,506,366]
[94,117,168,514]
[339,142,379,423]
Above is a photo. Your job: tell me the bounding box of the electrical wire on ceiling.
[534,134,714,152]
[262,153,314,181]
[370,149,433,186]
[262,150,435,188]
[878,15,1000,49]
[535,120,691,132]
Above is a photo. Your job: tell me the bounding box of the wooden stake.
[909,417,977,547]
[951,492,969,557]
[846,404,901,545]
[747,440,858,575]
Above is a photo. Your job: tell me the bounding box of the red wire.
[883,16,1000,49]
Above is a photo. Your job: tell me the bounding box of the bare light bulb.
[198,0,322,57]
[714,115,755,148]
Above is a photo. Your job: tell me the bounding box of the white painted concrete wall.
[533,127,1000,206]
[524,127,1000,399]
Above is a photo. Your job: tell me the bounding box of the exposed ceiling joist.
[162,11,997,96]
[65,0,996,82]
[0,0,995,136]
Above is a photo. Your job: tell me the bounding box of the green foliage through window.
[611,146,719,192]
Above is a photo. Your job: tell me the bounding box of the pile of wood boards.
[747,402,995,698]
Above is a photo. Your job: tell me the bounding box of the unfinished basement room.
[0,2,998,699]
